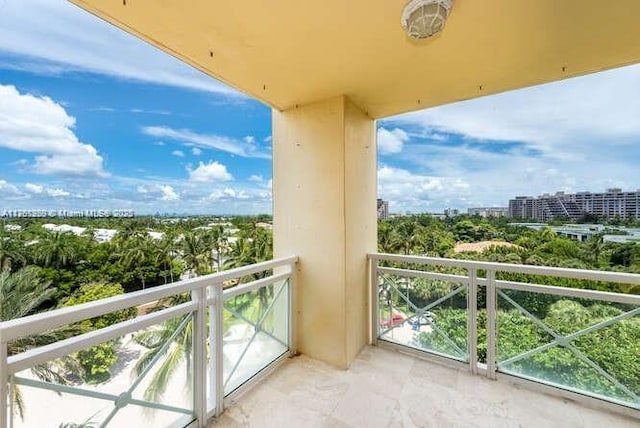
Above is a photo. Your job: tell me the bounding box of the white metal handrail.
[0,256,298,428]
[369,252,640,412]
[0,256,297,343]
[370,252,640,287]
[6,302,195,375]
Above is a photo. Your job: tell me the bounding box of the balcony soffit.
[69,0,640,118]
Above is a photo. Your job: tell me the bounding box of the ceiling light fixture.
[401,0,454,39]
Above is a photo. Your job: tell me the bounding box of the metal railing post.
[288,262,297,356]
[486,269,497,380]
[206,285,215,418]
[467,268,478,375]
[213,282,225,416]
[1,339,7,428]
[192,287,207,427]
[370,257,379,345]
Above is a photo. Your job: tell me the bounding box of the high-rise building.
[508,189,640,220]
[468,207,509,218]
[444,208,459,217]
[377,198,389,220]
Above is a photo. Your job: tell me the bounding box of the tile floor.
[209,346,638,427]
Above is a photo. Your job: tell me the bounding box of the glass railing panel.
[12,383,109,428]
[377,272,469,361]
[496,289,640,408]
[222,280,289,395]
[10,313,195,427]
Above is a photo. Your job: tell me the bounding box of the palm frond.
[10,377,24,420]
[142,342,186,403]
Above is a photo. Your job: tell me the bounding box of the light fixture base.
[401,0,454,40]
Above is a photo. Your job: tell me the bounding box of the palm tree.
[225,232,273,273]
[225,231,274,320]
[204,226,228,272]
[155,233,178,284]
[34,231,78,270]
[0,229,24,271]
[1,267,80,419]
[133,229,274,404]
[587,233,604,264]
[377,222,399,253]
[113,221,147,244]
[395,220,423,255]
[180,232,207,278]
[132,293,193,403]
[120,236,156,290]
[1,267,56,322]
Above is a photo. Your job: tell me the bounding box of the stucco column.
[273,95,376,369]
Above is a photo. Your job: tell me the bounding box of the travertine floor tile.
[209,346,639,428]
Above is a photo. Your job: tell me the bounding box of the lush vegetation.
[379,214,640,275]
[0,215,274,418]
[378,214,640,404]
[2,212,640,415]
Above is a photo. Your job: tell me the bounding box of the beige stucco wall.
[272,96,376,368]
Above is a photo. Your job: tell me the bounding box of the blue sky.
[2,1,640,215]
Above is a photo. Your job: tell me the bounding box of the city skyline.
[2,1,640,215]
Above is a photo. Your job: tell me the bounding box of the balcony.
[1,254,639,427]
[369,253,640,415]
[214,346,637,427]
[0,257,297,427]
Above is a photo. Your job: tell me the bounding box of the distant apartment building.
[444,208,459,217]
[467,207,509,218]
[508,188,640,221]
[377,198,389,220]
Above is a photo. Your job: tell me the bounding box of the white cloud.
[220,188,249,199]
[188,161,233,182]
[0,180,23,198]
[378,134,640,212]
[0,84,107,177]
[377,63,640,211]
[133,183,179,201]
[192,147,202,156]
[263,136,272,143]
[378,165,469,212]
[172,150,185,158]
[25,183,43,194]
[390,64,640,156]
[159,185,180,201]
[0,0,238,96]
[89,106,116,113]
[377,127,409,155]
[208,187,267,202]
[2,174,273,214]
[378,166,470,212]
[142,126,272,159]
[130,108,172,116]
[24,183,73,198]
[47,188,70,197]
[248,174,263,182]
[243,136,256,144]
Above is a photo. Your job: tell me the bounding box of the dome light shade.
[401,0,454,39]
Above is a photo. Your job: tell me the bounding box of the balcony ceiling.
[69,0,640,118]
